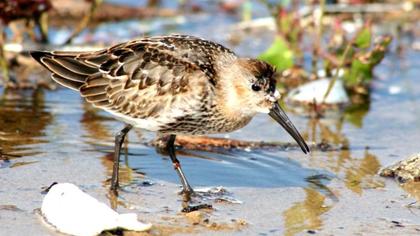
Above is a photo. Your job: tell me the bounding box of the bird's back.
[31,35,238,133]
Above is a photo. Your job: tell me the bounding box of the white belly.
[105,109,163,131]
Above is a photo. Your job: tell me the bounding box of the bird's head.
[218,58,309,154]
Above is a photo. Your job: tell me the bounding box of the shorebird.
[31,34,309,197]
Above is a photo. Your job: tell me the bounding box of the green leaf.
[369,36,392,65]
[354,26,371,49]
[258,37,294,70]
[344,58,373,86]
[344,36,392,86]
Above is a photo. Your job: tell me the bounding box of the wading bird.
[31,35,309,202]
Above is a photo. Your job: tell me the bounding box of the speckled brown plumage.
[31,34,308,150]
[31,34,309,200]
[32,35,246,134]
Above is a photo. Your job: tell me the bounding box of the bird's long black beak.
[268,102,310,154]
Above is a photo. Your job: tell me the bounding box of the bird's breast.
[157,108,254,135]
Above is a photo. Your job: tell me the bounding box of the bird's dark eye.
[252,84,261,92]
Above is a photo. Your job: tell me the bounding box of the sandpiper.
[31,34,309,196]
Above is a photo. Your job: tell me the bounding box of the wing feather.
[41,57,87,82]
[31,35,230,123]
[52,57,98,75]
[51,73,84,90]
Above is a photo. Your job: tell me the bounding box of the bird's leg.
[110,124,133,192]
[155,134,212,212]
[166,134,194,195]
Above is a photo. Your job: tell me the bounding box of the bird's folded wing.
[32,36,221,119]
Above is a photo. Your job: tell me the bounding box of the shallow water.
[1,1,420,235]
[0,87,329,188]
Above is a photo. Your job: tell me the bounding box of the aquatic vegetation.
[259,36,294,71]
[258,1,393,100]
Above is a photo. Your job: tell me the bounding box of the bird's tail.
[30,51,99,91]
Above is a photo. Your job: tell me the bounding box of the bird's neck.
[214,62,256,124]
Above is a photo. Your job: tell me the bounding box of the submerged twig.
[150,135,339,153]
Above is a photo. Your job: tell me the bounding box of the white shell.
[41,183,151,236]
[287,78,349,105]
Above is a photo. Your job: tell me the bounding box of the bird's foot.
[179,189,213,212]
[188,186,242,205]
[109,187,119,198]
[107,178,120,196]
